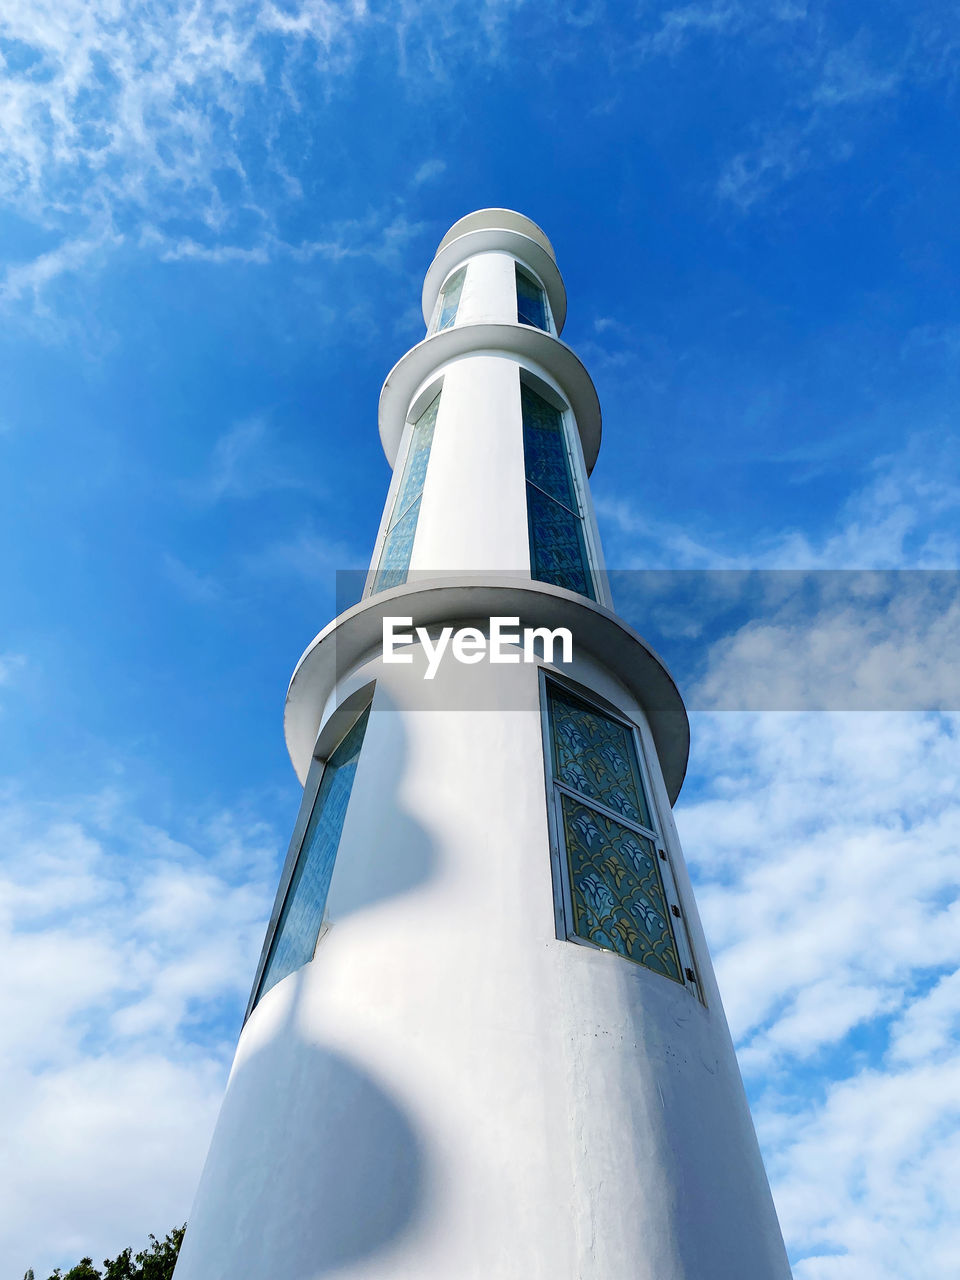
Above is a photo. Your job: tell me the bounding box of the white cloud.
[601,434,960,1275]
[889,969,960,1066]
[0,786,277,1275]
[677,708,960,1277]
[690,573,960,711]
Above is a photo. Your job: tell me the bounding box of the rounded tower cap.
[435,209,557,262]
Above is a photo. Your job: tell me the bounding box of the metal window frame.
[244,683,375,1022]
[538,668,700,995]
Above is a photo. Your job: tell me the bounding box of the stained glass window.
[372,391,439,593]
[516,263,549,330]
[545,684,685,985]
[436,265,466,331]
[522,383,595,600]
[255,705,370,1005]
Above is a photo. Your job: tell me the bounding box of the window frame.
[520,371,600,602]
[538,669,701,997]
[245,685,374,1020]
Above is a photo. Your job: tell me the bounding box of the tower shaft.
[174,210,792,1280]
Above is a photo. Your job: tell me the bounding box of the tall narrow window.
[255,704,370,1006]
[522,382,595,600]
[516,263,549,331]
[373,391,440,593]
[544,682,690,986]
[435,265,466,331]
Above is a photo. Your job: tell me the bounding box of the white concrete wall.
[174,645,791,1280]
[453,251,554,333]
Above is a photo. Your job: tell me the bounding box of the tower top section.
[435,208,556,259]
[422,207,567,332]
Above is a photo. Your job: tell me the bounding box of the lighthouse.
[173,210,792,1279]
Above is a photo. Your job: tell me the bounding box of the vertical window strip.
[516,263,549,331]
[254,704,371,1006]
[545,685,686,985]
[373,392,440,593]
[521,383,596,600]
[436,265,466,331]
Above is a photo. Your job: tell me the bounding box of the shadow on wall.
[323,681,439,920]
[174,974,426,1278]
[175,691,436,1279]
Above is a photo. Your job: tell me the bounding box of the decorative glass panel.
[526,486,593,597]
[372,392,439,593]
[521,386,577,506]
[256,705,370,1004]
[559,794,682,981]
[436,266,466,331]
[549,688,651,829]
[516,264,548,331]
[375,497,421,593]
[546,684,684,985]
[521,383,595,601]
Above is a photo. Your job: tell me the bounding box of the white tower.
[174,210,792,1280]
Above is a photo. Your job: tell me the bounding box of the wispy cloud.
[0,652,26,686]
[242,524,366,582]
[714,22,941,210]
[0,0,494,310]
[412,158,446,186]
[0,228,120,306]
[639,1,750,57]
[598,433,960,570]
[188,417,318,505]
[162,554,224,606]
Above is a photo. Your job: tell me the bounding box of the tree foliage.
[41,1225,185,1280]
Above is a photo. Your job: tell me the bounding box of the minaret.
[174,210,792,1280]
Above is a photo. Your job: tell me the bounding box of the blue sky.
[1,1,959,1275]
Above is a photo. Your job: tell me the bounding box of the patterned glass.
[559,795,682,981]
[549,689,652,829]
[516,264,548,330]
[257,706,370,1003]
[521,384,595,600]
[372,392,439,593]
[375,497,421,593]
[526,485,593,597]
[522,385,577,506]
[547,686,681,982]
[436,266,466,331]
